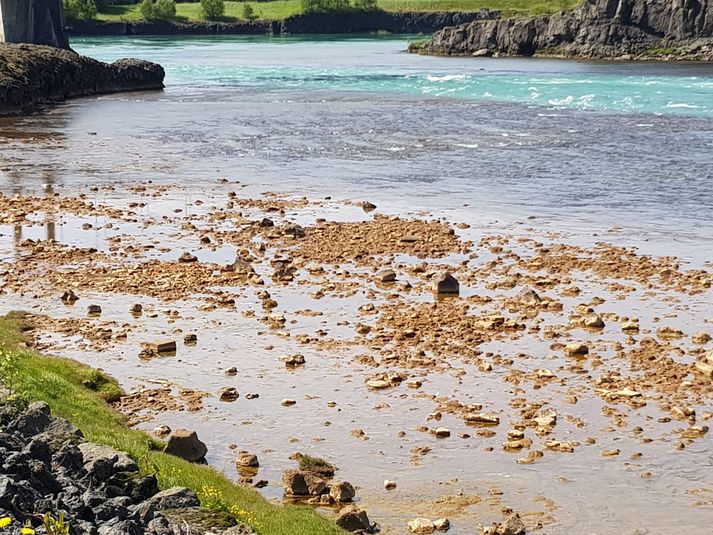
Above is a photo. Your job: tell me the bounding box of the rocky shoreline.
[415,0,713,61]
[0,400,253,534]
[67,11,500,37]
[0,44,164,117]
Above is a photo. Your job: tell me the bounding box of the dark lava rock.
[0,43,165,116]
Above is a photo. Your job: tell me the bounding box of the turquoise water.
[2,35,713,263]
[74,35,713,116]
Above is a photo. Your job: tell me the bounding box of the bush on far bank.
[63,0,98,21]
[200,0,225,19]
[302,0,379,13]
[139,0,177,20]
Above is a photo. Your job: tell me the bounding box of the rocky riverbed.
[0,44,164,116]
[415,0,713,60]
[0,184,711,534]
[0,400,253,534]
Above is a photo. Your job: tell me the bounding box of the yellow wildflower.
[0,517,12,528]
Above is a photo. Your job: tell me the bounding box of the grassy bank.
[0,316,344,535]
[97,0,580,22]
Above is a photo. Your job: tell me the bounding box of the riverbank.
[0,316,346,534]
[68,11,499,36]
[414,0,713,61]
[0,44,164,116]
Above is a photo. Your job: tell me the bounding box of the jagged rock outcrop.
[0,43,165,116]
[0,0,69,49]
[419,0,713,59]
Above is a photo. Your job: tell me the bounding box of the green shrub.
[63,0,98,21]
[200,0,225,20]
[139,0,176,21]
[353,0,378,10]
[301,0,351,14]
[242,3,258,20]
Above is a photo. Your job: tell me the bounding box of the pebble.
[225,367,238,376]
[178,252,198,263]
[281,399,297,406]
[153,425,171,437]
[384,479,397,490]
[407,517,435,534]
[236,451,260,468]
[564,342,589,356]
[434,427,451,438]
[219,387,239,402]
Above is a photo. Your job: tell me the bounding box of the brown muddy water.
[1,36,713,535]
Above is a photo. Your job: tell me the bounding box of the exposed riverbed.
[0,35,712,535]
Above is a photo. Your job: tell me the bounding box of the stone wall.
[0,0,69,49]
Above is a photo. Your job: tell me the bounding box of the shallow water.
[1,35,712,534]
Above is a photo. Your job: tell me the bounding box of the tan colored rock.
[408,518,435,534]
[236,451,259,468]
[583,313,604,329]
[564,342,589,356]
[384,479,397,490]
[164,429,207,462]
[329,481,356,503]
[281,399,297,406]
[692,331,711,344]
[433,518,450,532]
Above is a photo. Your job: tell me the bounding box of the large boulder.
[163,429,207,462]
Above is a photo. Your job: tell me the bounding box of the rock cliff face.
[0,0,69,49]
[420,0,713,59]
[68,10,501,37]
[0,44,165,116]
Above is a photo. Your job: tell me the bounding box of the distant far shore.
[67,10,499,36]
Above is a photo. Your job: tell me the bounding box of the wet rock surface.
[0,43,165,116]
[419,0,713,60]
[0,402,252,534]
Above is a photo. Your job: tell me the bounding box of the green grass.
[0,316,344,535]
[96,0,580,22]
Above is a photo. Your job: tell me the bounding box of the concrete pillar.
[0,0,69,49]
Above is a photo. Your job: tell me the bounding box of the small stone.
[281,354,306,367]
[130,303,143,315]
[225,367,238,376]
[384,479,397,490]
[153,425,171,437]
[583,313,604,329]
[329,481,356,503]
[465,413,500,426]
[601,449,620,457]
[336,505,371,532]
[282,399,297,406]
[183,333,197,344]
[433,518,450,531]
[61,289,79,303]
[366,379,391,390]
[692,332,711,344]
[433,272,459,296]
[236,452,259,468]
[434,427,450,438]
[178,252,198,263]
[219,387,239,402]
[87,304,102,316]
[361,201,377,212]
[259,217,274,227]
[564,342,589,356]
[377,270,397,283]
[408,517,435,534]
[621,320,640,332]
